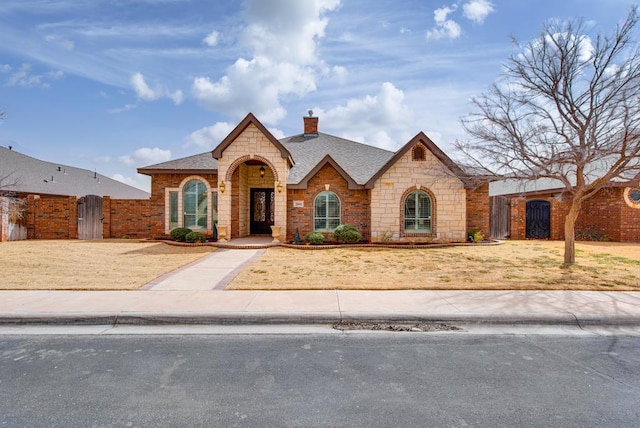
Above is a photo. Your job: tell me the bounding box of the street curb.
[1,312,640,327]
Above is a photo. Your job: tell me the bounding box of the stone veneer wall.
[286,163,370,242]
[217,124,289,240]
[369,148,467,243]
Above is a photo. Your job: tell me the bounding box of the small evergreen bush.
[170,227,192,242]
[333,224,362,243]
[304,232,325,245]
[185,231,206,243]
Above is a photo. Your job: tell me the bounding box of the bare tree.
[457,8,640,264]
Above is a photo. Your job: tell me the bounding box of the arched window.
[404,190,432,233]
[314,191,340,231]
[183,179,207,230]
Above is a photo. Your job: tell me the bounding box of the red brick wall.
[509,194,570,240]
[620,189,640,242]
[103,197,151,239]
[576,188,622,241]
[26,195,78,239]
[466,183,490,235]
[286,164,370,242]
[506,187,640,242]
[147,173,218,237]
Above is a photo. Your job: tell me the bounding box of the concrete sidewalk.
[1,289,639,326]
[1,249,639,326]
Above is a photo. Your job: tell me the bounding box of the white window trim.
[165,176,217,234]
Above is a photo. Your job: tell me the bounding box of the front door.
[250,188,274,235]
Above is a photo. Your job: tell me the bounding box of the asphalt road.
[1,332,639,427]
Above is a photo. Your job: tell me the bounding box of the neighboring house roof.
[0,146,150,199]
[137,152,218,174]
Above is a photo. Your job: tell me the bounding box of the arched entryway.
[226,156,279,239]
[526,199,550,239]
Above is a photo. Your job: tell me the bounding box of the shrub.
[304,232,325,245]
[468,230,484,243]
[185,231,206,243]
[333,224,362,243]
[379,230,394,244]
[170,227,192,242]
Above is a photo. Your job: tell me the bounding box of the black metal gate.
[78,195,103,240]
[489,196,511,239]
[526,199,550,239]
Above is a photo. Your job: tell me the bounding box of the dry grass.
[0,239,215,290]
[228,240,640,291]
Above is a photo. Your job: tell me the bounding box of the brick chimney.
[303,110,318,136]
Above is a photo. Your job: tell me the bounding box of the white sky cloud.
[426,5,462,40]
[119,147,171,166]
[203,30,219,47]
[130,72,183,105]
[3,63,64,88]
[184,121,236,148]
[314,82,415,150]
[192,56,316,124]
[111,173,151,192]
[191,0,340,124]
[463,0,495,24]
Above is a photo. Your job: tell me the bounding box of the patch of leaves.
[332,321,461,332]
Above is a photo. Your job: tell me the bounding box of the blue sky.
[0,0,637,191]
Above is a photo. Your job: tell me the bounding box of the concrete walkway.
[143,249,264,291]
[1,248,639,326]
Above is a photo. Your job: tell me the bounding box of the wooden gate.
[489,196,511,239]
[77,195,103,240]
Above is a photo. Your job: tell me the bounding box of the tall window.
[314,191,340,231]
[169,191,178,230]
[183,179,207,229]
[404,190,432,233]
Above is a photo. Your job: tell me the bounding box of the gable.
[211,112,292,163]
[287,155,361,190]
[365,132,468,188]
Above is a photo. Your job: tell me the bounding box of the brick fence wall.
[13,194,152,240]
[102,197,151,239]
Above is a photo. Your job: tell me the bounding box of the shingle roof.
[282,133,395,186]
[0,146,150,199]
[136,122,467,189]
[137,152,217,174]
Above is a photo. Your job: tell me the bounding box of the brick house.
[0,146,149,241]
[490,182,640,242]
[139,112,489,243]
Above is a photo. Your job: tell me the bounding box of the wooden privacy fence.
[489,196,510,239]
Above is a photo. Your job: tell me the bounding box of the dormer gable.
[211,112,293,164]
[365,132,468,188]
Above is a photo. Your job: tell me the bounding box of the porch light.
[219,180,225,193]
[277,182,283,193]
[259,165,266,178]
